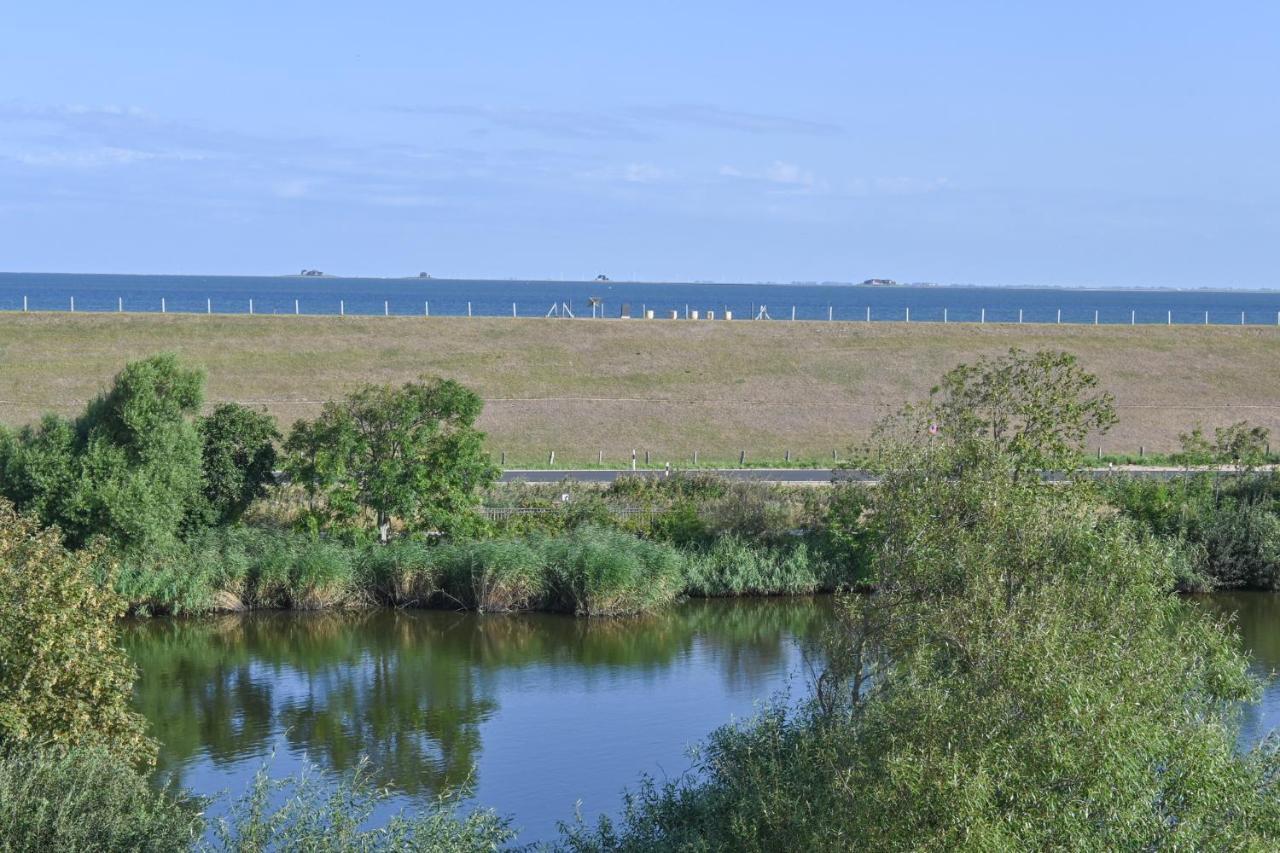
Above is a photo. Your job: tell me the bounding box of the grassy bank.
[3,314,1280,461]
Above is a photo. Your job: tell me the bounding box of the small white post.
[791,305,796,321]
[943,308,948,323]
[295,299,299,315]
[69,296,74,312]
[1242,310,1246,326]
[468,301,472,317]
[118,297,123,313]
[1167,310,1171,325]
[1018,308,1023,324]
[340,300,344,316]
[866,306,871,323]
[249,299,254,315]
[631,449,637,471]
[513,302,517,317]
[905,307,910,323]
[1094,310,1098,325]
[161,297,166,314]
[425,301,429,317]
[828,305,833,321]
[1057,308,1061,324]
[981,308,985,324]
[1205,311,1209,325]
[1131,310,1135,325]
[384,300,389,316]
[22,295,26,312]
[206,298,210,314]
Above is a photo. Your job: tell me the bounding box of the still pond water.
[123,597,831,841]
[124,593,1280,842]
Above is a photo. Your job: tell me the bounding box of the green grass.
[4,313,1280,463]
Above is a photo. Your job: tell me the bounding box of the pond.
[123,597,832,841]
[124,592,1280,842]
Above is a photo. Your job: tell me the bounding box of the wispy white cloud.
[719,160,825,193]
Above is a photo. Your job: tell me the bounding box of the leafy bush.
[195,403,279,526]
[0,502,153,762]
[0,747,201,853]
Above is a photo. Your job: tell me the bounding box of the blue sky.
[2,1,1278,286]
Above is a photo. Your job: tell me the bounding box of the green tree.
[284,378,498,541]
[907,348,1117,471]
[196,403,279,525]
[0,354,206,551]
[0,501,153,764]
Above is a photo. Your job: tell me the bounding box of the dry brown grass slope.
[1,313,1278,464]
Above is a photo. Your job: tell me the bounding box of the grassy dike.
[2,313,1280,462]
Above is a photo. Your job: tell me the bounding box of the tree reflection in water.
[122,597,832,800]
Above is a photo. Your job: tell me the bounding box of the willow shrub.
[564,444,1280,851]
[0,747,200,853]
[541,526,685,616]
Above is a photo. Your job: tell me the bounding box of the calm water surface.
[7,272,1280,324]
[124,592,1280,842]
[124,597,830,841]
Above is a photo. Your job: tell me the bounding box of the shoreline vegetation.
[10,347,1280,847]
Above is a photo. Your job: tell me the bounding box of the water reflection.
[123,597,830,836]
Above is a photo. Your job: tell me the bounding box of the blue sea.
[3,272,1280,325]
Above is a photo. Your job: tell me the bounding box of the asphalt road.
[498,467,1243,484]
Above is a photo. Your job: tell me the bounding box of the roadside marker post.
[340,300,344,316]
[249,299,254,315]
[70,296,74,312]
[206,298,210,314]
[295,299,300,315]
[1018,308,1022,324]
[22,296,26,312]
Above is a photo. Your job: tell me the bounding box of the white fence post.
[69,296,74,312]
[249,299,254,315]
[1057,308,1061,324]
[943,308,948,323]
[513,302,517,317]
[340,300,344,316]
[118,297,123,313]
[384,300,389,316]
[1094,310,1098,325]
[828,305,833,321]
[468,301,472,317]
[981,308,985,324]
[866,306,871,323]
[22,295,27,312]
[295,299,299,315]
[425,301,429,317]
[905,307,910,323]
[161,297,165,314]
[1131,310,1135,325]
[206,298,210,314]
[1018,308,1023,324]
[791,305,796,321]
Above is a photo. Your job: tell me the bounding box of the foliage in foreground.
[0,748,514,853]
[0,747,200,853]
[211,758,514,853]
[562,451,1280,849]
[0,501,152,763]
